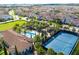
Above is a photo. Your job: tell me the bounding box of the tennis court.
[45,31,79,54]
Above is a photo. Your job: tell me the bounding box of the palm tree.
[13,26,17,31]
[33,35,42,43]
[2,41,8,55]
[34,42,41,49]
[55,18,61,23]
[47,48,56,55]
[24,29,27,35]
[3,45,8,55]
[17,27,21,33]
[37,46,46,55]
[41,33,47,43]
[15,45,19,55]
[15,24,20,27]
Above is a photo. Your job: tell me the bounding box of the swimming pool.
[44,30,79,55]
[21,31,37,38]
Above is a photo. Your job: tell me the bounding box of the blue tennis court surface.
[44,31,79,55]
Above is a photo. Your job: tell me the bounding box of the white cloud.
[0,0,79,4]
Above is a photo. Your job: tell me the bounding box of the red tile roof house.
[2,30,33,55]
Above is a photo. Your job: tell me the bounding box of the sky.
[0,0,79,4]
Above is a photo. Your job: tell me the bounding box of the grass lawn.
[0,20,26,31]
[0,50,4,55]
[72,41,79,55]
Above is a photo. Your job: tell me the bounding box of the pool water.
[22,31,37,38]
[44,31,79,55]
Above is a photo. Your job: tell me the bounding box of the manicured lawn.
[72,41,79,55]
[0,20,26,31]
[0,50,4,55]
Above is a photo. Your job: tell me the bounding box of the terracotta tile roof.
[2,30,33,53]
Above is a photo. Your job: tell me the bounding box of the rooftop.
[2,30,33,53]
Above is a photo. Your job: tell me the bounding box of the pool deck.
[21,30,39,39]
